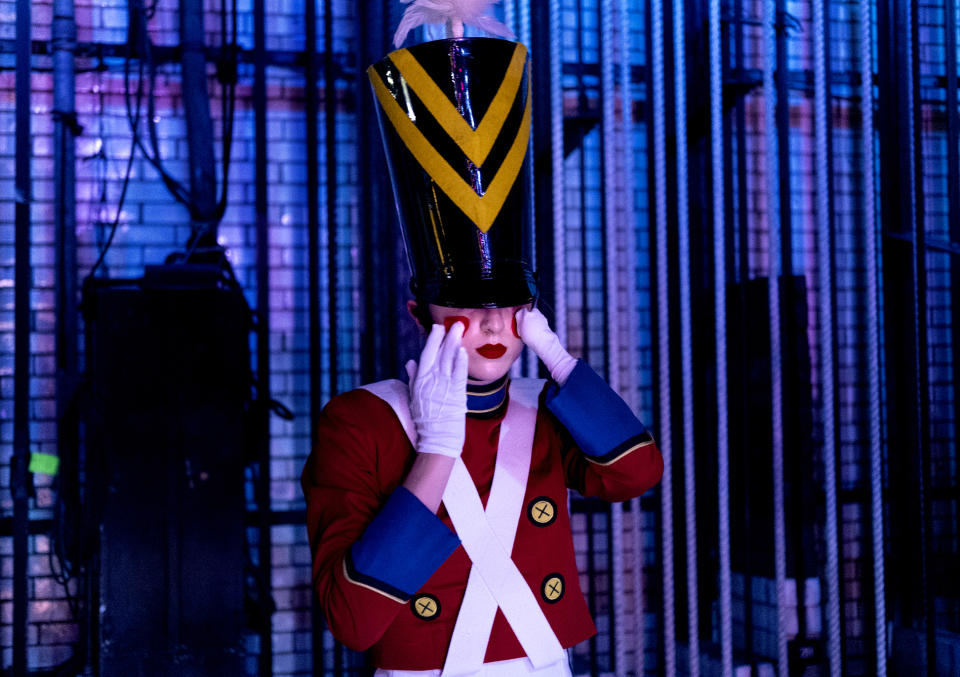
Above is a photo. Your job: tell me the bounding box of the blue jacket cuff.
[348,486,460,601]
[546,360,655,464]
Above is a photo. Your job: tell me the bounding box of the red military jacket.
[302,363,663,670]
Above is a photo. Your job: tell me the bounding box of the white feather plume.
[393,0,516,48]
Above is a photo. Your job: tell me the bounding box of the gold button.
[411,594,440,620]
[541,574,564,604]
[528,497,557,526]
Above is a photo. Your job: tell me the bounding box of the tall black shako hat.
[368,25,536,308]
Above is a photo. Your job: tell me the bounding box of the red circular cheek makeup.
[511,315,520,339]
[443,315,470,333]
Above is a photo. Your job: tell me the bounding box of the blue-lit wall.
[1,0,959,675]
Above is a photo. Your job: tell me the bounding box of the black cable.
[87,115,138,278]
[121,0,193,211]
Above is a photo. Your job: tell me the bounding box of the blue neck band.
[466,374,509,416]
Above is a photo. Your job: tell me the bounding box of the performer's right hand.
[405,322,468,458]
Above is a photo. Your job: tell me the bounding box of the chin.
[467,357,516,384]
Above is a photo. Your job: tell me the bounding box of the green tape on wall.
[29,452,60,476]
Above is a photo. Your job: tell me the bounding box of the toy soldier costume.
[302,3,663,674]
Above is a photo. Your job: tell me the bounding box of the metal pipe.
[324,0,339,398]
[179,0,217,232]
[52,0,80,667]
[733,2,758,653]
[253,0,273,667]
[52,0,78,595]
[13,0,32,668]
[305,0,323,670]
[306,0,320,444]
[775,0,792,277]
[761,0,788,672]
[907,0,934,669]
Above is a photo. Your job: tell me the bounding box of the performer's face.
[427,304,528,384]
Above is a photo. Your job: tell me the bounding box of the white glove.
[405,322,469,458]
[515,307,578,386]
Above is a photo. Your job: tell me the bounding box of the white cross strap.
[360,379,565,674]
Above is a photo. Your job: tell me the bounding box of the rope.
[617,0,647,671]
[761,0,788,673]
[860,0,887,673]
[651,0,675,673]
[549,0,566,345]
[672,0,699,672]
[518,0,530,52]
[520,0,536,379]
[504,0,516,37]
[710,0,732,674]
[813,0,842,672]
[600,1,626,673]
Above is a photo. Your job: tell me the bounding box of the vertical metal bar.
[813,0,841,673]
[775,0,793,277]
[908,0,934,669]
[761,0,788,673]
[180,0,217,230]
[672,0,698,670]
[325,0,344,658]
[734,0,757,658]
[13,0,32,670]
[948,0,960,611]
[359,1,394,383]
[859,0,886,673]
[53,0,78,593]
[550,0,566,343]
[306,0,320,446]
[306,0,323,671]
[651,0,674,670]
[324,0,339,398]
[876,0,929,669]
[253,0,273,668]
[709,0,732,673]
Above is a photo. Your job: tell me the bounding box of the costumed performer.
[301,2,664,674]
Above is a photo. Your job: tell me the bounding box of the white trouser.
[375,656,573,677]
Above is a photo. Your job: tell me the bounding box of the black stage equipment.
[82,264,253,677]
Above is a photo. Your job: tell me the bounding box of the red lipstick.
[476,344,507,359]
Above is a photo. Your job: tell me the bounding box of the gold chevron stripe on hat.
[369,67,531,233]
[387,43,526,167]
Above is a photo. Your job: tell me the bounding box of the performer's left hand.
[514,307,577,386]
